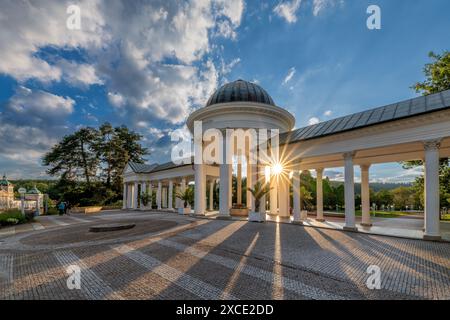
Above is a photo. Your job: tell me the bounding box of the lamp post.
[18,187,26,216]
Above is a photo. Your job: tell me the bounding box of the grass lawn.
[357,210,421,218]
[325,210,422,219]
[325,210,450,220]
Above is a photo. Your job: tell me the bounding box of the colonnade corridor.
[123,138,449,241]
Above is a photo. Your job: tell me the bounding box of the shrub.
[0,209,28,226]
[6,218,19,225]
[46,207,59,215]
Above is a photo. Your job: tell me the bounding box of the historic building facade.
[123,79,450,240]
[0,174,14,209]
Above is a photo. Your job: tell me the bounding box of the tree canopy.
[42,123,147,206]
[413,51,450,95]
[404,50,450,210]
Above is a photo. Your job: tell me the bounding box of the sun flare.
[272,163,284,175]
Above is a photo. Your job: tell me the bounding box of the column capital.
[360,164,371,171]
[315,168,324,175]
[343,151,356,160]
[423,139,441,151]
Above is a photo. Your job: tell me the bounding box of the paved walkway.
[0,210,449,300]
[227,212,450,241]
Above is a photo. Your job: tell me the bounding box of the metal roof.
[0,174,12,186]
[280,89,450,145]
[206,79,275,107]
[127,159,193,174]
[127,162,158,173]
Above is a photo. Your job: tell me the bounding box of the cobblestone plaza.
[1,211,449,300]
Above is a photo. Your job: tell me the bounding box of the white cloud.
[308,117,320,125]
[0,0,245,176]
[283,67,296,84]
[370,166,423,184]
[0,0,106,83]
[57,60,103,87]
[215,0,245,26]
[324,110,332,116]
[312,0,341,16]
[107,92,126,108]
[0,0,243,126]
[274,0,302,23]
[4,86,74,126]
[0,87,75,178]
[220,58,241,75]
[216,20,238,39]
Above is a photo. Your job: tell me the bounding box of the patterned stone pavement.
[0,210,449,300]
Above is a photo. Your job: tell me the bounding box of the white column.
[148,182,153,208]
[209,180,214,211]
[423,140,441,240]
[194,164,206,215]
[181,178,188,209]
[122,183,127,209]
[229,165,233,207]
[139,182,146,210]
[219,164,231,216]
[133,181,139,210]
[157,181,162,210]
[343,152,357,231]
[360,164,372,226]
[175,184,180,208]
[127,184,132,208]
[168,180,173,210]
[316,168,325,222]
[270,174,278,215]
[260,165,268,214]
[237,163,242,204]
[293,170,301,221]
[163,187,168,208]
[278,176,289,218]
[246,162,256,210]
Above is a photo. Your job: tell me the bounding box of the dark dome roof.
[206,79,275,107]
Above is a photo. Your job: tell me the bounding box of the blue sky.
[0,0,448,181]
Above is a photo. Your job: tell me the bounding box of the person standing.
[57,201,65,216]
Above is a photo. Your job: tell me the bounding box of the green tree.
[43,127,99,187]
[392,186,415,210]
[110,125,147,191]
[374,189,394,208]
[94,123,147,191]
[413,51,450,95]
[42,123,147,206]
[402,51,450,210]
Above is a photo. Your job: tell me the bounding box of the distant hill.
[329,181,413,193]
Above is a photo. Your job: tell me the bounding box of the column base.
[191,212,206,217]
[315,218,325,222]
[216,215,232,220]
[423,234,441,241]
[343,226,358,232]
[360,223,373,227]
